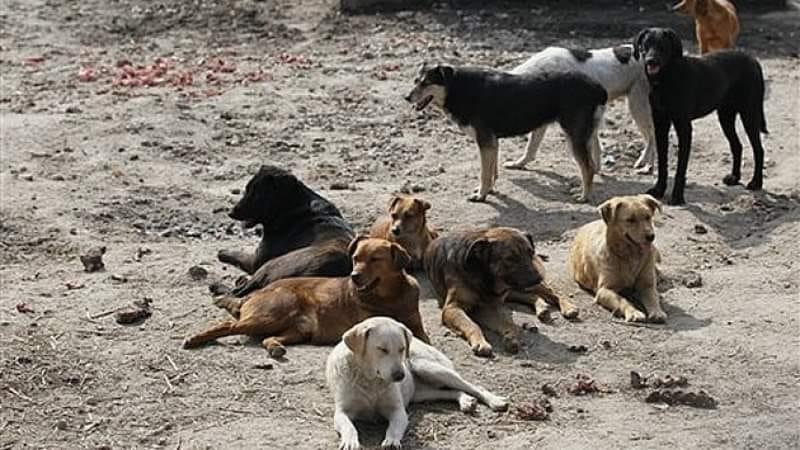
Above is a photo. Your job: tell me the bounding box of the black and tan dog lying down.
[424,227,578,357]
[215,165,355,297]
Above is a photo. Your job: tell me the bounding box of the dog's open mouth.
[645,62,661,76]
[354,277,380,292]
[626,233,651,251]
[415,95,433,111]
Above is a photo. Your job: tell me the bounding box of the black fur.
[438,66,607,144]
[612,45,633,64]
[217,165,355,296]
[569,48,593,62]
[635,28,767,205]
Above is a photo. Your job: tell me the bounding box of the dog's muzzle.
[414,95,433,111]
[645,60,661,76]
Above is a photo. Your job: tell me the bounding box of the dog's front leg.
[636,266,666,323]
[594,286,646,322]
[473,303,520,354]
[442,298,492,357]
[646,110,671,200]
[217,248,258,274]
[334,408,361,450]
[469,131,498,202]
[670,119,692,205]
[381,406,408,449]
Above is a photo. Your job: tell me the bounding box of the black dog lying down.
[635,27,768,205]
[406,63,607,203]
[217,165,355,297]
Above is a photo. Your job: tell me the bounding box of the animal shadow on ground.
[508,169,799,249]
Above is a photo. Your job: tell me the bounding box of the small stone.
[568,344,588,353]
[693,224,708,234]
[65,106,82,114]
[230,188,241,195]
[188,265,208,281]
[329,181,350,190]
[80,246,106,272]
[110,274,127,283]
[252,363,274,370]
[541,383,558,397]
[630,371,647,389]
[20,174,34,181]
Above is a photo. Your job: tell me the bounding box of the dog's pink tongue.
[646,64,659,75]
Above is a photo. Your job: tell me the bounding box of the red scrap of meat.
[23,56,46,66]
[208,58,236,73]
[79,67,98,82]
[16,303,34,314]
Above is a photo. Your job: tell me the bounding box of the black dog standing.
[634,28,767,205]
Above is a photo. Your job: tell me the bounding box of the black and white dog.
[406,64,607,203]
[507,45,655,173]
[635,27,768,205]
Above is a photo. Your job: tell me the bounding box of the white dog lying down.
[326,317,508,449]
[507,45,656,173]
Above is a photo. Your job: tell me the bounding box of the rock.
[541,383,558,397]
[114,298,152,325]
[252,363,274,370]
[80,246,106,272]
[65,106,82,114]
[188,265,208,281]
[645,389,717,409]
[568,344,588,353]
[693,224,708,234]
[652,374,688,388]
[110,274,128,283]
[630,371,647,389]
[329,181,350,190]
[680,270,703,288]
[20,174,34,181]
[513,399,550,421]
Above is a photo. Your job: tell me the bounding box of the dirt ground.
[1,0,799,449]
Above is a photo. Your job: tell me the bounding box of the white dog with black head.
[326,316,508,449]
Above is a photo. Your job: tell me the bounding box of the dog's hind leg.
[629,82,657,173]
[412,382,477,414]
[568,136,595,203]
[411,360,508,412]
[718,106,743,187]
[182,317,266,349]
[262,328,309,358]
[740,107,766,191]
[213,295,244,319]
[504,126,547,170]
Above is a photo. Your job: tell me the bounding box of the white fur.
[326,317,508,449]
[506,45,656,173]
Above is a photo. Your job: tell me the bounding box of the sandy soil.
[1,1,799,449]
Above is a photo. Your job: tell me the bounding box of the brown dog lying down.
[673,0,739,54]
[424,227,576,357]
[215,165,355,297]
[569,194,666,323]
[369,194,438,270]
[185,236,430,356]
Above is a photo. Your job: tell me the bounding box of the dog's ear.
[399,323,412,360]
[436,65,454,83]
[343,322,371,355]
[640,194,663,215]
[633,29,649,60]
[388,194,402,212]
[466,238,492,269]
[695,0,708,16]
[522,231,536,254]
[390,243,412,271]
[599,199,619,224]
[415,198,431,212]
[347,235,368,257]
[666,28,684,59]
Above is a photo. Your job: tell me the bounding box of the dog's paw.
[561,304,580,320]
[339,437,361,450]
[536,307,553,323]
[181,338,200,349]
[503,335,520,354]
[645,185,666,199]
[503,160,527,170]
[266,343,287,359]
[458,394,478,414]
[746,178,763,191]
[647,309,667,323]
[624,309,647,323]
[471,341,493,357]
[486,394,510,412]
[668,193,686,206]
[380,438,402,449]
[467,192,488,203]
[722,173,740,186]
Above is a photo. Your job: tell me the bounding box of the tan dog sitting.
[370,194,438,270]
[569,194,666,323]
[673,0,739,54]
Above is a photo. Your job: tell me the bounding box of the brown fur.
[185,237,429,357]
[369,194,438,270]
[673,0,739,54]
[424,227,575,357]
[569,194,666,323]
